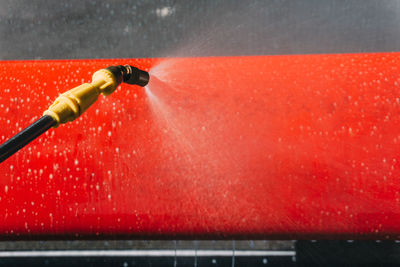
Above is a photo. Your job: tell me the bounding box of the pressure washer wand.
[0,65,149,163]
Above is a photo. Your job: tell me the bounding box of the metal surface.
[0,240,295,267]
[1,52,400,239]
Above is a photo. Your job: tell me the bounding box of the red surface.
[0,53,400,239]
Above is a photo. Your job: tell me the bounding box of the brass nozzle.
[43,65,149,127]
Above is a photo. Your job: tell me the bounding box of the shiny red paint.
[0,53,400,239]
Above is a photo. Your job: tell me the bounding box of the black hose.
[0,115,56,163]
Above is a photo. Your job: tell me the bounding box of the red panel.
[0,53,400,239]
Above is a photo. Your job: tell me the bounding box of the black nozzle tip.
[105,65,150,87]
[123,65,150,87]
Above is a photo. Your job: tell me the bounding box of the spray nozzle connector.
[43,65,150,127]
[106,65,150,87]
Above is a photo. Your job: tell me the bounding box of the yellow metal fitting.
[43,69,118,127]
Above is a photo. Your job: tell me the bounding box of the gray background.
[0,0,396,255]
[1,0,400,60]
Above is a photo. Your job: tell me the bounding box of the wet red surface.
[0,53,400,239]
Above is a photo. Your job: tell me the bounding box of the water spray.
[0,65,150,163]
